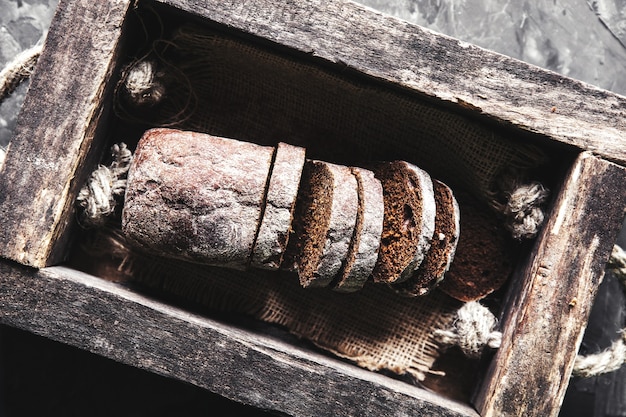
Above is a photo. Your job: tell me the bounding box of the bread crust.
[332,167,384,292]
[122,128,273,269]
[438,191,514,301]
[392,179,460,296]
[251,142,306,270]
[291,160,359,288]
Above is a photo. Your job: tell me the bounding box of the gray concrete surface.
[0,0,56,147]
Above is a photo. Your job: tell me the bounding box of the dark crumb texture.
[370,161,435,284]
[330,167,365,291]
[438,191,515,302]
[287,161,334,286]
[251,142,306,270]
[331,167,384,293]
[393,180,460,296]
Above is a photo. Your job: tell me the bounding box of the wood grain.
[0,261,479,417]
[157,0,626,163]
[474,152,626,417]
[0,0,131,267]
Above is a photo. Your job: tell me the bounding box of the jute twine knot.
[434,301,502,359]
[498,180,550,240]
[491,172,550,240]
[122,60,165,107]
[76,143,133,227]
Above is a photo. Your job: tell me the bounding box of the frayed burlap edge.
[75,228,462,381]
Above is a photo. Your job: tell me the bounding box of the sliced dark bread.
[287,160,359,288]
[370,161,436,284]
[251,142,306,270]
[331,166,385,293]
[392,179,460,296]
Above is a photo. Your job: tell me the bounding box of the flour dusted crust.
[289,160,359,288]
[392,179,460,296]
[122,128,467,295]
[332,167,384,293]
[251,142,306,270]
[122,128,274,269]
[370,161,436,284]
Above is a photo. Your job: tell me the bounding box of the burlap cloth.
[74,228,462,381]
[99,24,549,382]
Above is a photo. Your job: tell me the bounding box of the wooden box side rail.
[0,262,478,417]
[0,0,133,267]
[158,0,626,163]
[474,152,626,417]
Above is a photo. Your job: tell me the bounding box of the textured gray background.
[0,0,55,147]
[1,0,625,416]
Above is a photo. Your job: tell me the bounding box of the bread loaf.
[331,167,384,293]
[251,142,306,270]
[120,128,472,295]
[370,161,436,284]
[122,128,274,269]
[287,160,359,288]
[392,179,460,296]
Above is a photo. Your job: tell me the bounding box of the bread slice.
[438,191,515,302]
[392,179,460,296]
[288,160,359,288]
[370,160,436,284]
[331,167,384,293]
[122,128,274,269]
[251,142,306,270]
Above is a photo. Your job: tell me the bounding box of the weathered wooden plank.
[563,266,626,417]
[0,262,479,417]
[156,0,626,163]
[0,0,132,267]
[474,152,626,417]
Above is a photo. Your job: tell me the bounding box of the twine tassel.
[434,301,502,359]
[495,179,550,240]
[76,143,133,227]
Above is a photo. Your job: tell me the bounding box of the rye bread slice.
[331,167,384,293]
[288,160,359,288]
[370,161,436,284]
[392,179,460,296]
[438,191,515,301]
[251,142,306,270]
[122,128,274,269]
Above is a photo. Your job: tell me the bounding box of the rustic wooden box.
[1,0,626,416]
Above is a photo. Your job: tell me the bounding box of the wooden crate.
[1,0,626,416]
